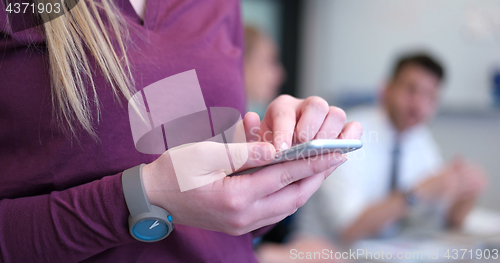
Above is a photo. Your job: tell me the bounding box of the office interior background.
[242,0,500,227]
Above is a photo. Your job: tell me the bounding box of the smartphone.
[230,139,363,176]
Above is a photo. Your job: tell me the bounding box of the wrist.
[141,159,182,225]
[412,183,434,202]
[403,190,419,207]
[388,191,410,218]
[122,164,174,242]
[141,163,157,206]
[390,191,407,209]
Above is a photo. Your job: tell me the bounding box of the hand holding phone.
[230,139,362,175]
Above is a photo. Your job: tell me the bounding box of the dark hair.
[391,52,445,82]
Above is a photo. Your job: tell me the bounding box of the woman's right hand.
[141,140,347,236]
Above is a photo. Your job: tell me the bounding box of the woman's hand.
[246,95,362,149]
[141,95,362,235]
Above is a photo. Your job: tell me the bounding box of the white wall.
[299,0,500,109]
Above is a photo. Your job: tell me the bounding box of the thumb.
[227,141,276,172]
[168,141,275,192]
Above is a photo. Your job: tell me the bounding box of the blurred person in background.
[245,26,344,263]
[244,25,289,246]
[296,52,487,246]
[244,25,285,118]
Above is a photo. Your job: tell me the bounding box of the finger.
[243,112,261,142]
[450,156,465,171]
[314,106,346,139]
[260,95,302,150]
[244,151,346,200]
[244,213,291,235]
[244,170,333,232]
[295,96,330,143]
[338,121,363,139]
[253,166,336,221]
[227,142,276,172]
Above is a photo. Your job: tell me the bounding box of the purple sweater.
[0,0,262,262]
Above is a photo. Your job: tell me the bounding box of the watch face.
[132,219,169,242]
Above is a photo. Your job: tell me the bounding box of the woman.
[0,0,361,262]
[243,25,285,118]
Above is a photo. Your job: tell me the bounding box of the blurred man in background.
[297,52,487,246]
[244,26,285,118]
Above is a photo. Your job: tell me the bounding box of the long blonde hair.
[42,0,134,137]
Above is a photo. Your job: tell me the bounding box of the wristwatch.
[122,164,174,242]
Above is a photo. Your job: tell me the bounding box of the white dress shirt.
[295,106,443,241]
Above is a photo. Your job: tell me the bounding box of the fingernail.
[278,141,289,151]
[330,155,347,168]
[339,155,348,166]
[255,143,275,161]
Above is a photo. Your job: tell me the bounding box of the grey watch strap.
[122,164,174,242]
[122,164,152,217]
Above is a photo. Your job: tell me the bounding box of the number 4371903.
[6,2,61,14]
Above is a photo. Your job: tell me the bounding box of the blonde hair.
[42,0,134,137]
